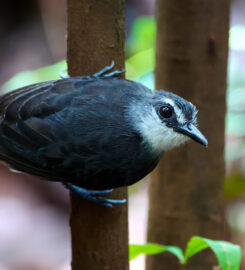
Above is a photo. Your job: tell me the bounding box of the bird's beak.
[174,123,208,147]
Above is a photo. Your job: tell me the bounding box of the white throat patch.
[135,107,189,153]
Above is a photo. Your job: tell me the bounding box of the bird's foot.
[59,69,70,79]
[93,61,125,78]
[59,62,124,79]
[63,182,126,207]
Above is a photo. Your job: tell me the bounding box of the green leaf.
[129,243,184,264]
[185,236,242,270]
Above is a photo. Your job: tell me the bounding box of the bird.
[0,62,208,207]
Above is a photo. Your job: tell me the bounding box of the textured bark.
[67,1,129,270]
[147,1,230,270]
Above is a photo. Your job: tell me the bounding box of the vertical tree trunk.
[147,1,230,270]
[67,1,129,270]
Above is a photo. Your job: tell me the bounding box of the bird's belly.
[68,156,160,190]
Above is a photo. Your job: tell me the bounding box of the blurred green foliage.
[224,172,245,199]
[226,24,245,199]
[126,48,154,80]
[2,61,66,93]
[126,16,155,80]
[126,16,156,56]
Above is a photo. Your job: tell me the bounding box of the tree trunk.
[147,1,230,270]
[67,1,129,270]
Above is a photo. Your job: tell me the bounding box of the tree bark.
[67,1,129,270]
[147,1,230,270]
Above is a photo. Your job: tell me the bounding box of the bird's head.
[128,89,208,154]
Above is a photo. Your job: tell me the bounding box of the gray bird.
[0,63,207,206]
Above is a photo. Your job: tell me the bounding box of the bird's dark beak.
[174,123,208,147]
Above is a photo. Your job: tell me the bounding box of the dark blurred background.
[0,0,245,269]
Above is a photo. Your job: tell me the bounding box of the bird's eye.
[160,106,173,118]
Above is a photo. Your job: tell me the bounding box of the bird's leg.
[63,182,126,207]
[102,69,125,78]
[59,69,70,79]
[93,61,125,78]
[93,61,115,77]
[60,62,124,79]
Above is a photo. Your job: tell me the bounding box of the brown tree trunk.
[67,1,129,270]
[147,1,230,270]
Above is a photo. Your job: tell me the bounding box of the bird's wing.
[0,77,142,183]
[0,78,95,181]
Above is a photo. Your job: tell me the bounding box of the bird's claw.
[60,69,70,79]
[59,62,124,80]
[63,183,126,207]
[102,69,125,78]
[93,61,124,78]
[87,196,126,208]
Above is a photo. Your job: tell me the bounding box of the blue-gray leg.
[102,69,125,78]
[93,61,125,78]
[63,182,126,207]
[59,61,124,80]
[60,69,70,79]
[93,61,115,77]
